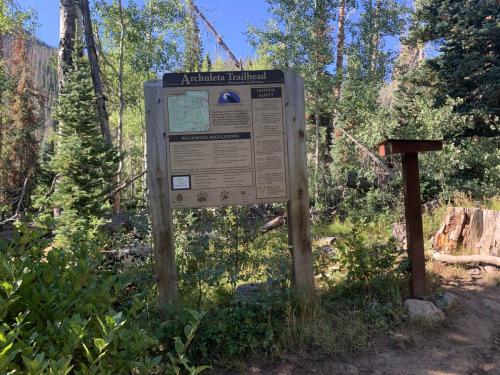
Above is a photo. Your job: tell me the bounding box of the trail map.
[167,91,210,133]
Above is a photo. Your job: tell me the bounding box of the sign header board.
[163,70,289,208]
[163,70,285,87]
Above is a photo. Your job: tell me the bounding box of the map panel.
[167,91,210,133]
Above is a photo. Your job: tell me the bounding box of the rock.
[404,299,445,321]
[315,236,336,247]
[235,283,265,301]
[319,245,335,254]
[435,292,459,311]
[338,365,359,375]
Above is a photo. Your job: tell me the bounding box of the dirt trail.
[239,267,500,375]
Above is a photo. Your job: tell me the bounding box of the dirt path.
[238,267,500,375]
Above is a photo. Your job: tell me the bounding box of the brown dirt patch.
[226,265,500,375]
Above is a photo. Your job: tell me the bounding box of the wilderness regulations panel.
[163,70,289,208]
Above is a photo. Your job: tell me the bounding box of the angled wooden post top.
[378,139,443,156]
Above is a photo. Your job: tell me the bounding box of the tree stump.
[433,207,500,256]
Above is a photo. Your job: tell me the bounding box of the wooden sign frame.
[144,69,314,314]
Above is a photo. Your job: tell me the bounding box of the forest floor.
[230,263,500,375]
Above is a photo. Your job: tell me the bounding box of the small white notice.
[172,176,191,190]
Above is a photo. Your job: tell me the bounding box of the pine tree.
[201,53,212,72]
[48,50,118,242]
[407,0,500,128]
[183,0,202,72]
[393,0,500,197]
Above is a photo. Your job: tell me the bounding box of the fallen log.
[432,252,500,267]
[259,215,286,233]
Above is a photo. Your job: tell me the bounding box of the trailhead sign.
[163,70,289,208]
[145,69,314,310]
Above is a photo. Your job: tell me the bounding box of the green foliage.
[393,0,500,198]
[41,51,118,244]
[192,291,292,360]
[408,0,500,118]
[175,206,290,308]
[0,224,208,374]
[182,0,203,72]
[94,0,183,207]
[335,224,403,287]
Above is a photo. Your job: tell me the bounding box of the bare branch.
[102,170,146,201]
[191,2,242,70]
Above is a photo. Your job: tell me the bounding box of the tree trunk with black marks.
[113,0,126,214]
[80,0,112,146]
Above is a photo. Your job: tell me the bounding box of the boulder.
[404,299,445,321]
[435,292,459,311]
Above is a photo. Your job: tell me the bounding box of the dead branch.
[432,252,500,267]
[103,170,146,201]
[191,2,242,70]
[14,169,31,216]
[335,126,392,175]
[44,173,62,198]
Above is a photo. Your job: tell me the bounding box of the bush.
[0,223,207,374]
[334,223,404,288]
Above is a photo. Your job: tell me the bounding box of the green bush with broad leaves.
[0,223,208,374]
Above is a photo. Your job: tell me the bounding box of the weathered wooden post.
[379,139,443,298]
[285,70,315,301]
[144,81,179,315]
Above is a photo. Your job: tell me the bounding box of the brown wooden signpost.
[144,69,314,315]
[379,139,443,298]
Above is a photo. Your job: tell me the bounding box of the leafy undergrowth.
[0,223,208,374]
[3,202,463,372]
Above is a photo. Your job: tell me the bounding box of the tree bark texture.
[433,207,500,256]
[334,0,345,101]
[113,0,126,213]
[58,0,79,92]
[433,252,500,267]
[80,0,112,146]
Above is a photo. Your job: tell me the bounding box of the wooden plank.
[284,69,315,301]
[379,139,442,156]
[402,153,426,297]
[144,81,179,316]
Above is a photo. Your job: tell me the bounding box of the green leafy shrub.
[335,224,403,288]
[0,224,207,374]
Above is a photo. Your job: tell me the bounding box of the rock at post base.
[435,292,459,311]
[404,299,445,321]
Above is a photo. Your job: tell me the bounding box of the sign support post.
[145,81,179,314]
[379,139,443,298]
[285,70,315,301]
